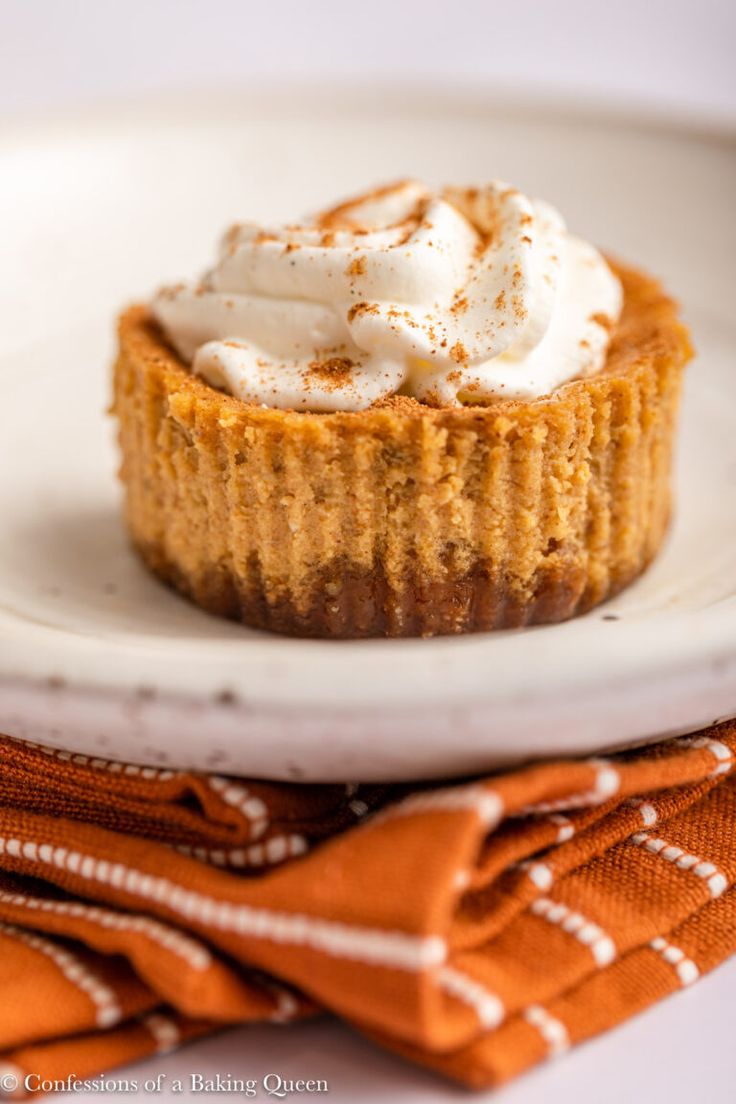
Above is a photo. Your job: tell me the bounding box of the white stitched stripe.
[260,979,301,1024]
[273,991,299,1023]
[142,1012,181,1054]
[438,967,505,1028]
[524,1004,570,1056]
[531,898,616,966]
[548,813,575,843]
[677,736,733,777]
[650,937,700,987]
[208,778,268,838]
[517,861,554,891]
[0,921,121,1027]
[5,736,176,781]
[349,800,370,818]
[627,797,658,827]
[175,834,308,868]
[0,888,211,970]
[630,832,728,897]
[519,761,620,815]
[374,785,503,828]
[454,869,471,890]
[0,834,446,972]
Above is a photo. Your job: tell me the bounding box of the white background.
[1,0,735,124]
[1,2,734,1103]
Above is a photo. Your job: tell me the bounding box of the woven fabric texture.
[0,722,734,1094]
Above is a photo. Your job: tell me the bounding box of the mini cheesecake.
[113,263,690,637]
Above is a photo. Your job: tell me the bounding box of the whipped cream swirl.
[153,180,622,411]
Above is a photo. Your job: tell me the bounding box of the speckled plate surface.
[0,90,734,780]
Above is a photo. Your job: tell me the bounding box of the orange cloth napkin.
[0,721,734,1095]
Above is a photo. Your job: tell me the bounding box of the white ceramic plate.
[1,89,734,780]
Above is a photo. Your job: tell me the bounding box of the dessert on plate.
[113,180,692,638]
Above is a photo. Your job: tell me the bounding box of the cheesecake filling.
[152,180,623,412]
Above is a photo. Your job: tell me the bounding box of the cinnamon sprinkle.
[591,312,615,332]
[347,302,380,322]
[157,282,186,300]
[319,179,428,236]
[449,341,468,364]
[346,256,367,278]
[305,357,355,389]
[223,224,242,247]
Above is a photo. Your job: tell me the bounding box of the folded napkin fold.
[0,721,734,1095]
